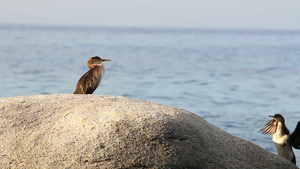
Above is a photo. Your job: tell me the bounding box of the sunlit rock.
[0,94,297,168]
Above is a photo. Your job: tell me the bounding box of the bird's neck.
[276,123,285,135]
[273,122,289,145]
[88,63,103,69]
[89,64,105,76]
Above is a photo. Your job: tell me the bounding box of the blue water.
[1,24,300,164]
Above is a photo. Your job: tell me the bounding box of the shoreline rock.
[0,94,297,168]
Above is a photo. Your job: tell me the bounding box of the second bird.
[74,56,111,94]
[261,114,300,164]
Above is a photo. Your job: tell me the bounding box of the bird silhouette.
[74,56,111,94]
[261,114,300,164]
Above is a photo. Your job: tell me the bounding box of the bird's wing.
[84,69,102,94]
[74,71,91,94]
[261,119,277,135]
[290,121,300,149]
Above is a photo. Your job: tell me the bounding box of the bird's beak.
[101,59,111,62]
[269,115,275,119]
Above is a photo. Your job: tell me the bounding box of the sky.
[1,0,300,30]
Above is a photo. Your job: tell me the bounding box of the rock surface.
[0,94,297,168]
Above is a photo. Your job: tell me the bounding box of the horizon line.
[0,23,300,34]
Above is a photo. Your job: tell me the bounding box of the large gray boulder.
[0,94,297,168]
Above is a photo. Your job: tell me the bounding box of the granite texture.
[0,94,297,168]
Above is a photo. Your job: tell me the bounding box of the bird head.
[87,56,111,68]
[269,114,285,124]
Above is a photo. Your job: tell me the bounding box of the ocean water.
[1,25,300,164]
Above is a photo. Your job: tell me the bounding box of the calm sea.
[1,24,300,163]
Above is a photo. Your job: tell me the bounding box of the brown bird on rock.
[74,56,111,94]
[261,114,300,164]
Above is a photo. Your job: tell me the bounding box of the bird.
[261,114,300,164]
[74,56,111,94]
